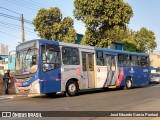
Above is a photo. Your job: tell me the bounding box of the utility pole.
[21,14,25,43]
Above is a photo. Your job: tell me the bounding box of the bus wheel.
[124,79,132,90]
[45,92,56,97]
[66,81,78,97]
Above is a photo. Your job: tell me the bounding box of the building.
[0,43,8,55]
[75,34,124,50]
[109,42,123,50]
[0,55,8,75]
[75,33,83,44]
[150,53,160,69]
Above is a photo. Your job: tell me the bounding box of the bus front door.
[82,53,95,88]
[106,55,118,87]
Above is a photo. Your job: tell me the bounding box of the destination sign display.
[17,41,36,51]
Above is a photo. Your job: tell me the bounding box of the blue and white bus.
[15,39,150,96]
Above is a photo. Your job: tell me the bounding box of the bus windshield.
[16,48,38,74]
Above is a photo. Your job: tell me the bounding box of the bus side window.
[131,55,138,66]
[96,51,105,66]
[141,56,148,67]
[42,45,61,72]
[62,47,80,65]
[111,56,116,71]
[118,54,124,67]
[123,54,130,66]
[82,53,87,71]
[137,56,141,66]
[88,54,93,71]
[106,56,110,70]
[111,56,116,67]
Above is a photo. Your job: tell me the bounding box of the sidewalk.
[0,95,14,101]
[0,94,28,101]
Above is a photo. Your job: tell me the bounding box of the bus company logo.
[2,112,11,117]
[97,68,100,72]
[143,69,148,72]
[130,67,135,73]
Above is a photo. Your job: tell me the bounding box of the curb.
[0,94,28,100]
[0,94,45,100]
[0,95,13,101]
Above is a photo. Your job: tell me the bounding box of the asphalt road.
[0,84,160,120]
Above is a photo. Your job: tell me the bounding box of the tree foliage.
[33,7,77,43]
[122,29,138,52]
[122,28,157,53]
[135,27,157,53]
[74,0,133,47]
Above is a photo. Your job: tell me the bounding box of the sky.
[0,0,160,53]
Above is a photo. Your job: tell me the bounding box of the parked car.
[150,73,160,84]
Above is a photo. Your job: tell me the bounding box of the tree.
[135,27,157,53]
[74,0,133,47]
[122,29,138,52]
[33,7,77,43]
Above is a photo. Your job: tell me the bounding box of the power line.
[0,13,20,21]
[29,0,48,8]
[0,5,33,25]
[29,0,74,18]
[4,0,84,26]
[23,19,32,24]
[0,13,33,25]
[14,0,41,10]
[4,0,37,11]
[0,24,38,36]
[0,30,21,39]
[29,0,83,23]
[0,30,32,41]
[0,6,20,15]
[28,0,84,26]
[2,0,84,35]
[0,20,34,30]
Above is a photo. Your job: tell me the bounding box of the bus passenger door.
[106,54,118,86]
[82,52,95,88]
[40,45,61,93]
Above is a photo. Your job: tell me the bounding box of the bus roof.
[17,39,149,56]
[95,47,148,56]
[36,39,94,50]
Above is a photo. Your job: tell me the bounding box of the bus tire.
[124,78,132,90]
[66,80,78,97]
[45,92,56,97]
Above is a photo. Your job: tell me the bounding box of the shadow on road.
[31,88,121,99]
[132,82,159,89]
[31,83,159,99]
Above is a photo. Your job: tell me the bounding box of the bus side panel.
[61,65,82,91]
[40,68,61,93]
[96,66,108,88]
[142,67,150,85]
[96,66,119,88]
[132,67,142,85]
[116,67,125,87]
[117,66,150,87]
[118,66,142,86]
[132,66,150,86]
